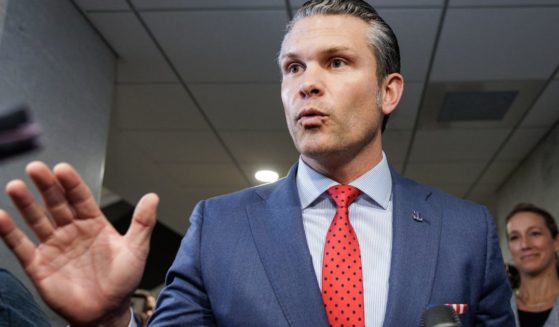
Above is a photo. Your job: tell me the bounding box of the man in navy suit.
[0,0,514,326]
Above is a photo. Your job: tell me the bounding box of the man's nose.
[298,65,324,98]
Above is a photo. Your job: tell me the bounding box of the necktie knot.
[327,185,361,208]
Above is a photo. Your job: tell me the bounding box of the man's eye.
[331,58,346,68]
[286,63,302,74]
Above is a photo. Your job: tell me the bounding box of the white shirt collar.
[296,152,392,210]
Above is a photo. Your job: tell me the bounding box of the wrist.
[96,300,133,327]
[68,299,132,327]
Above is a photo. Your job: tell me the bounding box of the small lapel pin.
[412,210,423,222]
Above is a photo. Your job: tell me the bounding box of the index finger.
[0,209,36,268]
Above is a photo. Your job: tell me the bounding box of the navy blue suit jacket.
[149,165,514,326]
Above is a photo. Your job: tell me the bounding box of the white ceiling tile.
[383,130,413,163]
[496,128,548,161]
[115,84,209,130]
[121,130,232,162]
[521,81,559,128]
[389,82,423,129]
[132,0,285,9]
[450,0,559,6]
[220,131,299,163]
[158,162,248,186]
[477,161,518,185]
[379,9,441,82]
[466,183,499,206]
[87,13,177,82]
[432,7,559,81]
[142,10,288,82]
[189,83,286,130]
[405,162,485,185]
[292,0,445,7]
[74,0,129,11]
[409,129,509,162]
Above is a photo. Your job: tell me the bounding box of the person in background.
[506,203,559,326]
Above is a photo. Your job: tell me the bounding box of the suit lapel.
[246,166,329,327]
[383,169,442,326]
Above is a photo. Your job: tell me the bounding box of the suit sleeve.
[474,207,515,326]
[148,201,217,326]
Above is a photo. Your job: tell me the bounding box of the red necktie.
[322,185,364,327]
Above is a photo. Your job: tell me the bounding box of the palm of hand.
[0,162,158,326]
[32,219,145,322]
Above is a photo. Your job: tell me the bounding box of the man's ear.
[381,73,404,116]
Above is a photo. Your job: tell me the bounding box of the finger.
[0,209,37,268]
[6,180,55,241]
[26,161,75,226]
[125,193,159,248]
[53,162,103,219]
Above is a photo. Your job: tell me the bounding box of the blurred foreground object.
[0,268,50,327]
[132,289,156,327]
[0,104,40,160]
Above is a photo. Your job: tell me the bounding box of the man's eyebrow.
[322,46,353,55]
[279,46,354,62]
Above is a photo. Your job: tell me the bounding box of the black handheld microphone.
[422,305,463,327]
[0,104,41,160]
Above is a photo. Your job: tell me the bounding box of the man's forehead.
[280,14,370,56]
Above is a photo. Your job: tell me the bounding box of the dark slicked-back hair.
[285,0,401,132]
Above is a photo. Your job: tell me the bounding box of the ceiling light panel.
[438,91,518,122]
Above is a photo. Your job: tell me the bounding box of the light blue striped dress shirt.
[296,153,393,327]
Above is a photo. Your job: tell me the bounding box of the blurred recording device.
[0,104,41,160]
[422,305,462,327]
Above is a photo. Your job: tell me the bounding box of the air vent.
[438,91,518,122]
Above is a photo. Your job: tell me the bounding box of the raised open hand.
[0,161,159,326]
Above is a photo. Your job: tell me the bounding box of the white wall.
[0,0,115,324]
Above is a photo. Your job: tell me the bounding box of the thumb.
[125,193,159,248]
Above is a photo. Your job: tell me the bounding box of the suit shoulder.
[396,172,488,216]
[203,176,287,207]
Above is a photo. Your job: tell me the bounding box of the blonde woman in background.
[507,203,559,327]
